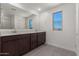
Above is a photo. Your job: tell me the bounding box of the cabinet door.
[16,34,31,55]
[37,32,46,46]
[0,37,2,56]
[1,36,17,56]
[31,33,37,50]
[1,34,31,56]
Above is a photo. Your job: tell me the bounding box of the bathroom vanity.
[0,32,46,56]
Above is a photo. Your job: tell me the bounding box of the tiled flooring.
[23,44,77,56]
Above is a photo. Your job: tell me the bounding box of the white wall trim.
[46,42,76,53]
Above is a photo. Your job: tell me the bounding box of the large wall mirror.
[0,3,15,29]
[25,14,37,29]
[0,3,39,31]
[0,3,32,29]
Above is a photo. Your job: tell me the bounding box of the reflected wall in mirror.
[25,14,36,29]
[0,3,40,31]
[0,4,1,24]
[0,3,15,29]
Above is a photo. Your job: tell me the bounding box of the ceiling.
[20,3,61,13]
[1,3,32,17]
[0,3,61,17]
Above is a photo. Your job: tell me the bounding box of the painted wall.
[75,3,79,55]
[39,3,76,51]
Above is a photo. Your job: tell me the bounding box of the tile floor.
[23,44,77,56]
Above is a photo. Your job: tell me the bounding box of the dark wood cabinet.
[0,37,2,55]
[16,34,30,55]
[37,32,46,46]
[1,34,31,56]
[0,32,46,56]
[30,33,37,50]
[1,36,18,56]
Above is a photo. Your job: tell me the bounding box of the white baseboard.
[46,42,76,53]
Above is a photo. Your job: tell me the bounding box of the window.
[29,19,32,29]
[53,11,62,31]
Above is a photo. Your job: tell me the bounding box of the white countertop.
[0,31,45,36]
